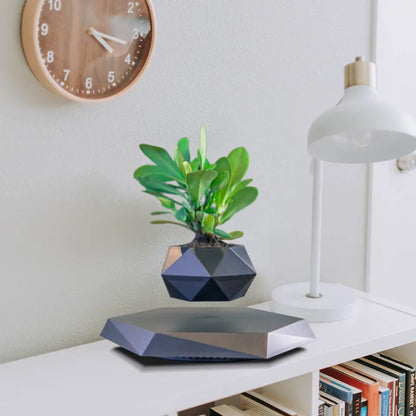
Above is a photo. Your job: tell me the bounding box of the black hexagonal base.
[101,307,316,361]
[161,245,256,302]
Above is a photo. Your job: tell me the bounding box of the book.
[245,410,268,416]
[320,394,339,416]
[320,370,363,416]
[324,365,379,416]
[241,391,297,416]
[378,353,415,416]
[379,386,390,416]
[343,360,396,416]
[210,404,248,416]
[355,358,400,416]
[321,391,346,416]
[361,398,368,416]
[363,355,407,416]
[180,402,215,415]
[320,373,356,416]
[319,400,325,416]
[324,403,334,416]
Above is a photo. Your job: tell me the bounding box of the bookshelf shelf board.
[1,290,416,416]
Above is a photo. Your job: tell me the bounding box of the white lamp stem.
[308,158,323,298]
[271,157,357,321]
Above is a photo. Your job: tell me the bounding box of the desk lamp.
[272,57,416,322]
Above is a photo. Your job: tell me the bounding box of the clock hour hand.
[88,27,114,54]
[93,30,127,46]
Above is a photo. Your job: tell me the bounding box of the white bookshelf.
[1,290,416,416]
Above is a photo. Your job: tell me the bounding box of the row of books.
[210,390,298,416]
[319,353,415,416]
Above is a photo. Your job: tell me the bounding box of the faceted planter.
[161,245,256,302]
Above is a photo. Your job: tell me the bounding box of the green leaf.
[151,211,172,215]
[214,157,231,175]
[177,137,191,162]
[227,231,244,239]
[174,207,188,222]
[203,157,211,169]
[202,214,216,234]
[174,145,186,175]
[191,157,199,171]
[183,161,193,174]
[213,229,244,240]
[220,186,258,224]
[144,190,177,201]
[134,165,172,182]
[186,170,217,207]
[211,171,230,191]
[213,229,232,239]
[156,196,176,210]
[139,176,184,197]
[227,147,249,190]
[151,220,191,230]
[229,178,253,197]
[213,157,232,207]
[198,126,207,169]
[140,144,185,183]
[203,207,217,215]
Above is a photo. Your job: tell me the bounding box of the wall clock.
[21,0,155,103]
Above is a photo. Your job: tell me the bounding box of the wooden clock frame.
[21,0,155,103]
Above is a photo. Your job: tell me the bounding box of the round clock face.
[21,0,154,102]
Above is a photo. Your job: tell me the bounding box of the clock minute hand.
[94,30,128,46]
[88,27,114,54]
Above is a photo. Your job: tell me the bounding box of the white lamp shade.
[308,85,416,163]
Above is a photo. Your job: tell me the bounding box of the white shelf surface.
[2,292,416,416]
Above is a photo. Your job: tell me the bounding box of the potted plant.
[134,127,258,301]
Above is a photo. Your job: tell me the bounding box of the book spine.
[320,380,352,416]
[319,402,325,416]
[380,390,390,416]
[324,404,333,416]
[398,374,406,416]
[388,382,395,416]
[408,369,415,416]
[345,401,353,416]
[320,380,352,402]
[241,395,282,416]
[403,367,415,416]
[379,354,415,416]
[361,401,368,416]
[366,356,405,416]
[355,359,397,416]
[352,392,362,416]
[400,369,414,416]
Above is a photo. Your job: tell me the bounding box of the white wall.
[368,0,416,304]
[0,0,372,363]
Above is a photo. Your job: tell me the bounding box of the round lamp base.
[271,282,358,323]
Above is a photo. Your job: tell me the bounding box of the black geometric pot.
[161,245,256,302]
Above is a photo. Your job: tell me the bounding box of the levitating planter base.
[101,307,315,361]
[161,245,256,302]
